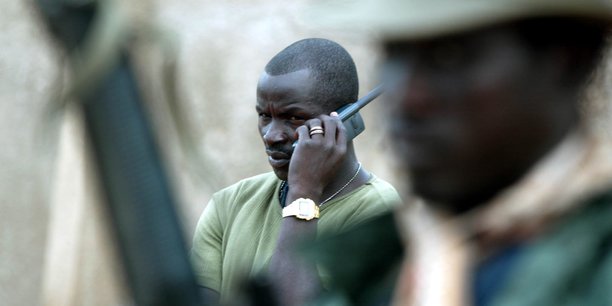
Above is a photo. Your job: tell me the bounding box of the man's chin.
[272,167,289,181]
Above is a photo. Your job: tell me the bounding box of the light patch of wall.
[0,1,59,305]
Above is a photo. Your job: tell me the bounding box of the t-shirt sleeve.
[190,197,224,292]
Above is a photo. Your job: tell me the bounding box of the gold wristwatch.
[282,198,320,221]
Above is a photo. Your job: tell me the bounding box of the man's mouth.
[266,150,291,168]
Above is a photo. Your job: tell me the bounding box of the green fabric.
[306,212,404,306]
[190,172,400,302]
[493,191,612,306]
[309,191,612,306]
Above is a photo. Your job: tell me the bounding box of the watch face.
[297,199,316,220]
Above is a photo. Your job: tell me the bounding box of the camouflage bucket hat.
[306,0,612,41]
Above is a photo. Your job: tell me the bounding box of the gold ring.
[310,130,325,136]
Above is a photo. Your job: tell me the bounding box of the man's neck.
[320,147,369,203]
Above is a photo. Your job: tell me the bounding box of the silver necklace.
[279,162,363,207]
[320,162,362,206]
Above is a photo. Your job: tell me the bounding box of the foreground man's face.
[384,26,571,212]
[256,69,321,181]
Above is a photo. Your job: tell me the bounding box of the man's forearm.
[268,215,320,305]
[268,138,332,305]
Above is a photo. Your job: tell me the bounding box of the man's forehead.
[257,69,316,100]
[258,69,312,89]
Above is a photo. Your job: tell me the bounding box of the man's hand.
[287,112,347,204]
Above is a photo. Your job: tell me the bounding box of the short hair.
[265,38,359,110]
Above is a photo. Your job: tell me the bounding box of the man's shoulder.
[358,173,402,208]
[208,172,279,210]
[318,174,401,229]
[493,189,612,305]
[213,172,278,198]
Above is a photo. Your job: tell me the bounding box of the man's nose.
[262,121,290,146]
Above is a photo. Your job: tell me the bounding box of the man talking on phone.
[190,38,400,305]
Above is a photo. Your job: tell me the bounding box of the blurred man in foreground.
[190,38,399,305]
[309,1,612,305]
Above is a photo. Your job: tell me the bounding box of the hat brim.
[306,0,612,41]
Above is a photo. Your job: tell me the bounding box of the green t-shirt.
[190,172,400,301]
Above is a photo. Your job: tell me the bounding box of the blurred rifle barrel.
[34,1,205,305]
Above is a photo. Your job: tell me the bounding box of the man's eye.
[259,113,271,119]
[289,116,304,121]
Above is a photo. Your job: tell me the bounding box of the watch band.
[282,198,320,221]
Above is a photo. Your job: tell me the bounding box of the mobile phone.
[336,103,365,141]
[293,84,384,147]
